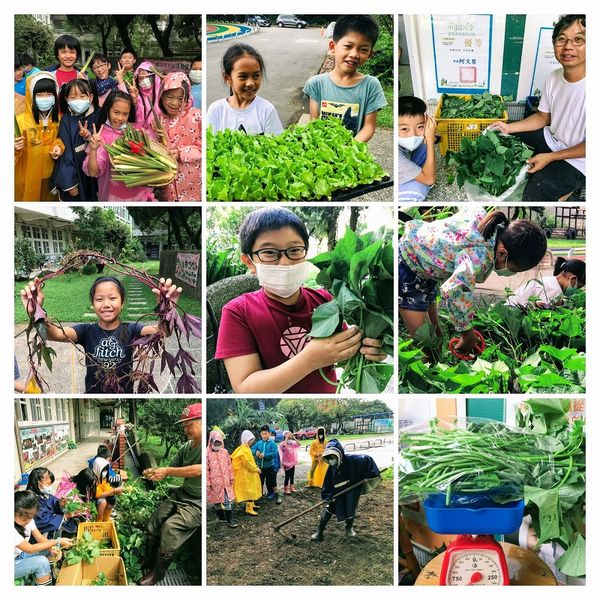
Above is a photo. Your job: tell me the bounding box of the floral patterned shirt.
[399,208,496,330]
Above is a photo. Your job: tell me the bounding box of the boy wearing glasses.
[492,14,585,201]
[214,207,385,393]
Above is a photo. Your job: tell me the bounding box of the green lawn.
[297,431,393,450]
[377,85,393,129]
[14,260,199,324]
[546,238,586,249]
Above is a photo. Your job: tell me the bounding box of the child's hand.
[301,325,362,371]
[59,537,73,548]
[454,329,479,353]
[424,115,437,143]
[360,337,387,362]
[50,144,63,159]
[113,487,125,496]
[15,136,25,152]
[152,277,182,307]
[88,123,103,151]
[169,148,180,162]
[77,70,88,80]
[78,119,92,141]
[67,185,80,197]
[257,468,262,474]
[115,61,125,85]
[20,277,44,315]
[128,78,139,104]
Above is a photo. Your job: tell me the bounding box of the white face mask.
[324,456,338,467]
[106,118,127,131]
[139,77,153,90]
[493,251,515,277]
[253,261,312,298]
[41,486,53,495]
[189,70,202,84]
[398,135,424,152]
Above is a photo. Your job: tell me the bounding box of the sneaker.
[276,492,283,505]
[267,492,276,501]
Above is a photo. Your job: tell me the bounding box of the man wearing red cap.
[139,403,202,586]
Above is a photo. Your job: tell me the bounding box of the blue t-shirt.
[303,73,387,136]
[72,322,144,393]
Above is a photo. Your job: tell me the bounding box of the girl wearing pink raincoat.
[206,429,238,528]
[132,61,163,130]
[279,431,300,495]
[157,71,202,201]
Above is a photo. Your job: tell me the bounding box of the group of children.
[206,15,386,142]
[206,425,329,524]
[14,446,122,584]
[14,35,201,201]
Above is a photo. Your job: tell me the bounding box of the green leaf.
[349,241,382,292]
[308,301,341,338]
[555,533,586,577]
[524,486,561,541]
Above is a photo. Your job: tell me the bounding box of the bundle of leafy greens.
[399,399,585,577]
[64,531,109,565]
[447,129,534,196]
[207,119,387,201]
[308,227,394,393]
[440,92,507,119]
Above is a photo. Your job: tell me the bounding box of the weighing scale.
[423,493,524,586]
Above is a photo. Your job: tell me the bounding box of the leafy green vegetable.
[440,92,506,119]
[91,572,110,585]
[447,130,534,196]
[64,532,107,565]
[207,119,387,201]
[309,227,394,393]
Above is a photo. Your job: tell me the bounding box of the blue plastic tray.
[424,494,525,535]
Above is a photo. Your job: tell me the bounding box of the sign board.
[20,424,69,470]
[431,14,493,93]
[175,252,200,288]
[530,27,560,96]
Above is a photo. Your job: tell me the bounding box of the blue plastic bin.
[424,494,525,535]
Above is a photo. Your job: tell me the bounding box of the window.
[41,228,48,238]
[44,398,52,421]
[53,241,60,254]
[34,240,42,254]
[61,399,68,420]
[32,226,41,238]
[31,398,42,421]
[21,225,31,237]
[43,241,50,254]
[52,230,63,241]
[18,398,28,421]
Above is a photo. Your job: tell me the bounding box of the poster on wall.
[175,252,200,288]
[431,14,493,93]
[530,27,560,96]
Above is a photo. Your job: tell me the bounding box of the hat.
[176,403,202,423]
[260,425,270,432]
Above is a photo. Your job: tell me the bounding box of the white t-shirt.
[14,519,36,557]
[206,96,283,135]
[539,68,586,174]
[92,456,110,480]
[506,276,563,308]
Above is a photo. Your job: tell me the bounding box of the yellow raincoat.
[231,443,262,502]
[15,72,64,201]
[307,430,329,488]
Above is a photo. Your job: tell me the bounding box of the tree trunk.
[326,212,337,251]
[349,207,360,231]
[169,212,186,249]
[100,21,113,57]
[114,16,135,54]
[147,15,174,57]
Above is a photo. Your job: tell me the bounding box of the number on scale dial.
[447,551,504,585]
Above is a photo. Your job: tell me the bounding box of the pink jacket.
[279,438,300,471]
[158,72,201,202]
[206,430,235,504]
[134,61,163,130]
[82,123,155,201]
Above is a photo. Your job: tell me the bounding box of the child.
[206,429,237,528]
[231,430,262,516]
[45,34,83,88]
[70,468,123,522]
[206,43,283,135]
[157,72,202,201]
[14,490,72,585]
[279,431,300,494]
[90,445,123,488]
[253,425,282,504]
[15,53,25,96]
[214,207,386,393]
[131,60,163,130]
[304,15,387,142]
[399,208,548,356]
[311,439,381,541]
[83,89,155,201]
[26,467,80,538]
[307,427,328,488]
[15,72,64,201]
[51,78,99,200]
[20,53,41,79]
[507,257,585,309]
[397,96,437,201]
[20,275,182,393]
[189,56,202,108]
[119,48,137,85]
[90,53,119,106]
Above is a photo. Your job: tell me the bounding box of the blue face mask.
[68,98,90,115]
[35,96,55,112]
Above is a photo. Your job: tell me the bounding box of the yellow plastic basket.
[57,556,128,586]
[77,521,121,557]
[434,94,508,155]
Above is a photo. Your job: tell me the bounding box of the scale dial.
[446,549,505,585]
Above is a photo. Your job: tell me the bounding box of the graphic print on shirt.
[319,101,359,134]
[280,326,309,358]
[91,336,125,369]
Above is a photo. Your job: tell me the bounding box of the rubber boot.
[138,552,173,586]
[284,485,291,495]
[245,501,258,516]
[276,490,283,505]
[140,534,159,571]
[290,484,297,493]
[345,517,356,538]
[216,508,226,523]
[225,510,238,528]
[311,510,332,541]
[102,507,112,522]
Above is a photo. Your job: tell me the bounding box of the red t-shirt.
[215,287,337,393]
[55,69,78,88]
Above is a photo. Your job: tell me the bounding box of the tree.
[14,15,53,66]
[127,207,201,250]
[146,15,174,57]
[15,237,45,279]
[276,398,319,432]
[137,398,188,459]
[71,207,131,257]
[113,15,137,54]
[174,15,202,50]
[66,15,114,57]
[320,399,351,433]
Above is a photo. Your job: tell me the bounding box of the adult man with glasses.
[492,14,585,201]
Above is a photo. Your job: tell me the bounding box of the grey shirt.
[398,145,422,185]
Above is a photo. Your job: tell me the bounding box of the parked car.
[271,428,284,442]
[276,14,308,29]
[293,427,318,440]
[247,15,271,27]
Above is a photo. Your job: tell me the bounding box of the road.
[207,26,327,128]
